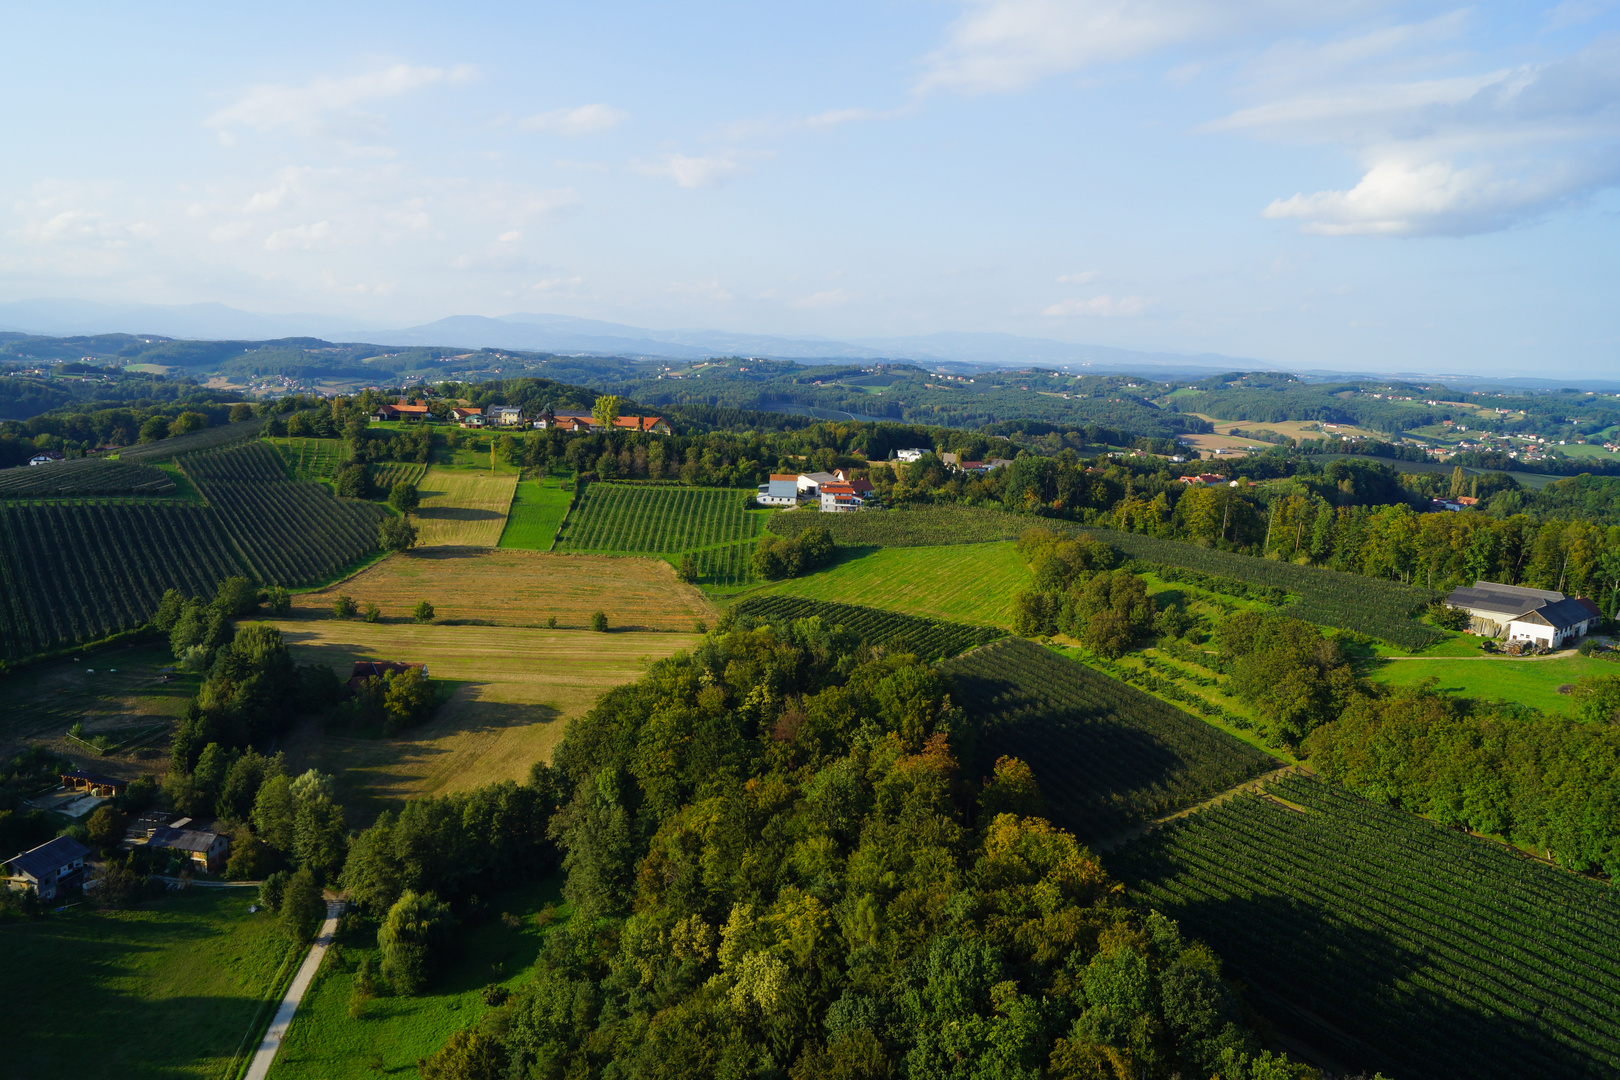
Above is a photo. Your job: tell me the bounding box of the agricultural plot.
[758,542,1031,627]
[767,504,1030,547]
[411,468,519,547]
[370,461,427,493]
[557,483,764,556]
[266,436,345,481]
[118,415,264,461]
[0,500,242,661]
[943,638,1277,838]
[1083,527,1442,650]
[1368,652,1612,716]
[1108,774,1620,1080]
[0,888,297,1080]
[182,441,389,585]
[0,458,175,497]
[689,540,759,588]
[734,595,1004,659]
[498,474,575,549]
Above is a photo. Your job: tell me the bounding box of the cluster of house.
[1429,496,1480,512]
[370,398,670,434]
[1445,580,1602,650]
[757,470,875,512]
[893,448,1013,474]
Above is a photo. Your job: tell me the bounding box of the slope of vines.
[557,484,763,555]
[767,505,1029,547]
[118,416,265,462]
[0,500,242,661]
[942,637,1276,838]
[733,595,1004,659]
[182,441,387,586]
[0,458,176,498]
[1107,774,1620,1080]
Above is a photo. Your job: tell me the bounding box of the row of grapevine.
[0,500,242,661]
[557,484,763,555]
[941,638,1277,839]
[1107,775,1620,1080]
[735,595,1004,658]
[181,442,388,586]
[265,437,345,481]
[118,416,265,462]
[691,540,757,588]
[767,505,1029,547]
[371,462,427,491]
[1081,526,1442,649]
[0,459,175,498]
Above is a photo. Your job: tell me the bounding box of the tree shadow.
[414,506,503,522]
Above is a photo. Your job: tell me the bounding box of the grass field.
[498,473,574,549]
[289,548,715,631]
[752,541,1032,627]
[0,888,296,1080]
[1367,651,1616,715]
[270,620,701,817]
[411,468,519,547]
[268,876,567,1080]
[0,640,199,776]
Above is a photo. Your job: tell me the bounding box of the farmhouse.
[895,448,931,463]
[1446,580,1601,648]
[147,826,229,873]
[451,406,484,426]
[818,482,865,513]
[531,411,671,435]
[4,835,91,900]
[486,405,524,426]
[1179,473,1227,485]
[347,659,428,692]
[796,471,839,497]
[373,399,432,422]
[27,451,64,466]
[757,474,801,508]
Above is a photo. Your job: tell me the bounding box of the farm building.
[4,835,91,900]
[28,451,65,466]
[61,771,127,798]
[148,826,229,873]
[1445,581,1601,647]
[818,482,865,513]
[373,399,432,422]
[486,405,525,426]
[533,411,670,435]
[757,475,801,508]
[347,659,428,692]
[796,471,839,496]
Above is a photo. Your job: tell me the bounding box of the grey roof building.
[5,835,91,900]
[1446,580,1601,646]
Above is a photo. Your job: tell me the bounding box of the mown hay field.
[271,620,700,816]
[411,467,518,547]
[289,548,716,631]
[753,541,1031,627]
[498,473,575,550]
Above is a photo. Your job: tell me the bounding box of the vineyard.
[118,416,265,462]
[0,459,176,498]
[555,484,764,586]
[767,505,1030,547]
[0,500,242,661]
[267,437,345,481]
[181,442,389,585]
[1074,528,1442,650]
[943,638,1276,838]
[370,462,427,492]
[1107,774,1620,1080]
[733,595,1004,659]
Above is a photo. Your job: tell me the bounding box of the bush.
[388,481,421,515]
[546,615,558,629]
[266,585,292,616]
[333,595,358,620]
[417,1027,508,1080]
[676,555,698,583]
[363,603,382,624]
[96,863,158,908]
[259,870,290,912]
[413,600,435,624]
[481,983,510,1007]
[591,611,608,632]
[379,516,418,552]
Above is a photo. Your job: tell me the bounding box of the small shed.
[4,836,92,900]
[61,771,127,798]
[147,827,230,873]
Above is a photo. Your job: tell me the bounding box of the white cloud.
[634,153,748,188]
[209,221,253,242]
[1043,294,1150,316]
[263,220,331,251]
[791,288,853,309]
[1057,270,1100,284]
[207,64,476,140]
[520,104,628,136]
[498,230,522,243]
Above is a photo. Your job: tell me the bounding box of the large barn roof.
[6,835,90,880]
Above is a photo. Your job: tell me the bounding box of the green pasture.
[0,887,296,1080]
[754,541,1031,627]
[267,876,567,1080]
[1367,652,1617,715]
[497,472,575,549]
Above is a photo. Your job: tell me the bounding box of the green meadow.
[497,472,575,550]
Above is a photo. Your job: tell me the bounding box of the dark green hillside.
[0,458,175,497]
[768,504,1032,546]
[117,415,264,461]
[1108,774,1620,1080]
[943,637,1277,838]
[732,594,1004,659]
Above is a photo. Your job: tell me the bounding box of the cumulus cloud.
[520,104,628,136]
[1043,294,1150,316]
[634,153,748,188]
[207,64,476,141]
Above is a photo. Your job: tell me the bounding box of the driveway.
[242,897,345,1080]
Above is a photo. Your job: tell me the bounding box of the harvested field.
[289,548,716,631]
[412,468,518,547]
[270,621,699,817]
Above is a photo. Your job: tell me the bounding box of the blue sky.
[1,0,1617,373]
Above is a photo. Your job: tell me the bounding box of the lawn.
[498,472,575,550]
[267,876,567,1080]
[411,468,520,547]
[287,548,716,631]
[0,887,296,1080]
[753,541,1031,627]
[269,620,701,818]
[1367,652,1617,715]
[0,640,199,779]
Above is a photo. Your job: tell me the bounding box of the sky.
[1,0,1617,373]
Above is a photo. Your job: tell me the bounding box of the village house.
[147,826,230,873]
[1179,473,1228,485]
[373,399,432,423]
[894,448,931,463]
[450,406,484,427]
[1445,580,1601,648]
[28,451,65,466]
[486,405,525,427]
[756,474,802,507]
[346,660,428,693]
[818,482,865,513]
[4,836,91,900]
[532,411,671,435]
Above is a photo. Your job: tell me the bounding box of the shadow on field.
[400,545,494,560]
[415,506,504,521]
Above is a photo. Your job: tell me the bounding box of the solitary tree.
[333,595,359,620]
[591,395,622,430]
[676,555,698,583]
[87,805,128,851]
[379,889,455,995]
[379,516,418,552]
[413,600,435,624]
[389,481,420,515]
[591,611,609,632]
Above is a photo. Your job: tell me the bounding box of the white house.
[818,482,864,512]
[895,448,930,463]
[796,471,839,496]
[1446,580,1601,647]
[757,475,801,508]
[486,406,524,427]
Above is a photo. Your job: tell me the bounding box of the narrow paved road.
[243,897,344,1080]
